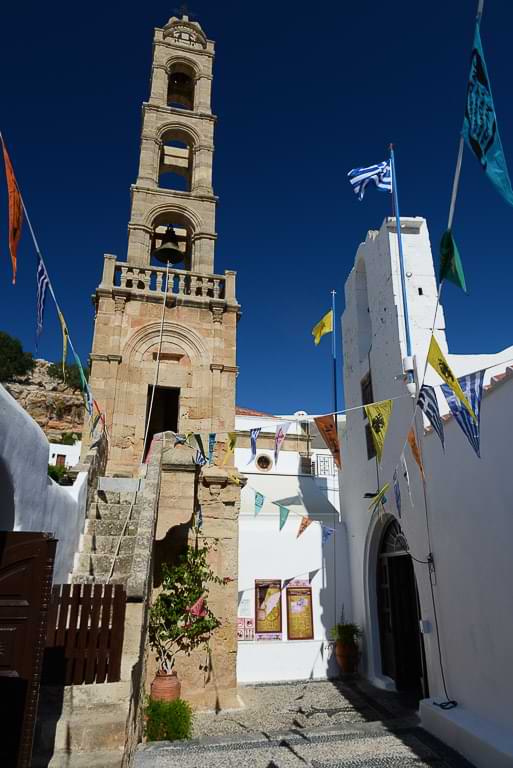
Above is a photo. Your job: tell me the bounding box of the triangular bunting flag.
[274,422,291,463]
[314,414,342,469]
[36,253,49,346]
[407,429,425,480]
[364,400,393,463]
[222,431,237,466]
[439,230,467,293]
[392,469,401,518]
[57,309,69,380]
[208,432,216,465]
[401,452,414,507]
[247,427,261,465]
[297,516,313,538]
[368,483,389,514]
[463,20,513,206]
[418,384,445,450]
[254,490,264,516]
[321,525,335,545]
[441,369,484,457]
[1,137,23,284]
[427,335,476,422]
[275,503,289,531]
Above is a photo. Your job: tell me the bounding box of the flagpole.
[389,145,413,376]
[331,289,338,428]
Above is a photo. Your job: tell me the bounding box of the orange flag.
[314,414,342,469]
[407,428,425,481]
[1,138,23,284]
[297,516,313,538]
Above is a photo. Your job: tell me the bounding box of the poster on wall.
[255,580,282,639]
[286,586,314,640]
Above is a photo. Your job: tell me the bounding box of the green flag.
[439,230,467,293]
[276,504,289,531]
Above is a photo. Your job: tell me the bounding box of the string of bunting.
[1,133,107,443]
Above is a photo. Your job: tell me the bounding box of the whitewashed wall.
[0,384,88,583]
[49,440,82,468]
[235,414,350,683]
[340,217,513,768]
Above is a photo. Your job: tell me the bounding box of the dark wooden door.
[388,554,423,697]
[0,532,56,768]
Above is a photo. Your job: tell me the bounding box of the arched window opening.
[159,131,193,192]
[149,212,191,272]
[167,65,195,110]
[355,259,372,364]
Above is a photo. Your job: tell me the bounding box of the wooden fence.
[43,583,126,685]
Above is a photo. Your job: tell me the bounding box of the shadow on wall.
[0,457,15,530]
[153,519,192,588]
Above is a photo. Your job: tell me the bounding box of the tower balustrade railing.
[111,261,226,300]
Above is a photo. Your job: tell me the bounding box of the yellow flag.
[221,432,237,466]
[57,310,69,380]
[427,335,476,422]
[364,400,393,463]
[407,428,425,481]
[312,309,333,345]
[368,483,390,514]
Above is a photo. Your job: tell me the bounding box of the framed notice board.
[255,580,282,637]
[286,585,314,640]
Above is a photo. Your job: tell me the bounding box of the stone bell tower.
[84,13,240,475]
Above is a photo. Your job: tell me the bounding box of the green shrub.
[144,697,193,742]
[48,464,67,483]
[47,362,88,390]
[0,331,34,382]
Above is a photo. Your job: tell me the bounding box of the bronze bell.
[151,226,184,265]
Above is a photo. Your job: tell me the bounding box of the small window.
[316,455,334,476]
[256,454,272,472]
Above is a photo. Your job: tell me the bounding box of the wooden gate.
[43,583,126,685]
[0,531,56,768]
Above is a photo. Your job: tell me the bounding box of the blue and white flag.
[36,254,49,346]
[247,427,261,465]
[196,505,203,530]
[321,525,335,545]
[348,161,392,201]
[418,385,445,450]
[392,468,401,518]
[208,432,216,464]
[194,448,207,466]
[441,370,484,457]
[463,22,513,206]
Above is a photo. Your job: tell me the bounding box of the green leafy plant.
[54,431,81,446]
[149,539,223,673]
[0,331,35,382]
[47,362,89,390]
[144,697,193,742]
[48,464,67,483]
[330,622,362,645]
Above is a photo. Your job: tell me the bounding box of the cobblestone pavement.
[134,679,476,768]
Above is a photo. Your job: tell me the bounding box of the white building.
[49,440,82,469]
[340,217,513,768]
[235,407,351,683]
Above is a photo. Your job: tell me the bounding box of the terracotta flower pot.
[335,641,359,675]
[150,669,181,702]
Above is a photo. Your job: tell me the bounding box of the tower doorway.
[144,386,179,459]
[376,519,428,703]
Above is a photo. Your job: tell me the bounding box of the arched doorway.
[376,519,428,702]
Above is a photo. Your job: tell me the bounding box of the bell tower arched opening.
[167,64,195,110]
[159,129,193,191]
[376,519,428,703]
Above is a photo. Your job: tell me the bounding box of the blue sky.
[1,1,513,415]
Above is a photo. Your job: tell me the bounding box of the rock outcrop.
[4,359,85,441]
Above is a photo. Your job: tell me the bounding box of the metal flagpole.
[389,145,413,372]
[331,289,338,427]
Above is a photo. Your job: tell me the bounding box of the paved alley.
[134,679,476,767]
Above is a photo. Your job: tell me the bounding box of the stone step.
[38,682,131,715]
[94,490,140,505]
[38,704,128,752]
[85,518,139,537]
[88,502,141,520]
[71,574,129,587]
[74,552,132,578]
[32,748,124,768]
[81,533,136,556]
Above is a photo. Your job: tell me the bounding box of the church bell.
[151,225,184,265]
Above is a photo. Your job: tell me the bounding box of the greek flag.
[36,254,49,346]
[194,448,207,466]
[348,161,392,201]
[441,370,484,457]
[418,385,445,450]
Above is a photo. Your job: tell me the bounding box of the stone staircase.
[32,472,158,768]
[72,487,141,586]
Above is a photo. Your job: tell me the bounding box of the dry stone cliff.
[4,359,85,441]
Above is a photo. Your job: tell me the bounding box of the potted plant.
[330,620,362,676]
[148,538,223,701]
